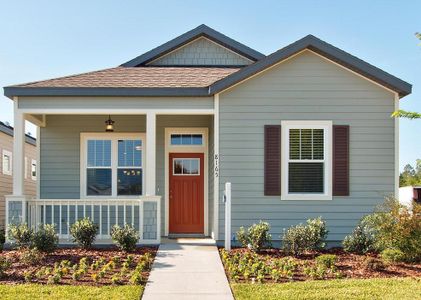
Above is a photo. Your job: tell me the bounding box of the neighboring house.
[399,186,421,207]
[0,121,37,229]
[3,25,412,245]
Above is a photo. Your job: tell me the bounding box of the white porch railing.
[7,196,161,245]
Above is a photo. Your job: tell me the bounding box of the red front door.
[169,153,204,234]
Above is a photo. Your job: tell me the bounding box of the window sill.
[281,195,332,201]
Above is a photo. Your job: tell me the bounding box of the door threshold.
[168,233,207,239]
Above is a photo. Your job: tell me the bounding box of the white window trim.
[31,159,37,181]
[2,149,13,176]
[281,121,332,201]
[24,157,28,179]
[170,133,204,147]
[80,132,146,199]
[164,128,209,236]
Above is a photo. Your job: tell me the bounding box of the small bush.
[381,249,406,264]
[32,224,58,253]
[7,223,33,249]
[70,218,98,249]
[363,257,385,271]
[129,271,143,285]
[0,257,12,277]
[20,248,44,265]
[315,254,337,269]
[0,229,5,251]
[282,217,328,255]
[343,222,376,254]
[111,224,139,252]
[235,221,272,251]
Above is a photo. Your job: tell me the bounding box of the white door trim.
[164,128,209,236]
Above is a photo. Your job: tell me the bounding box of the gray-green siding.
[148,37,252,66]
[218,50,396,243]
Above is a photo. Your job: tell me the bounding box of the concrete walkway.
[142,238,234,300]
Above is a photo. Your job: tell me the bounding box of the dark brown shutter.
[264,125,281,196]
[333,125,349,196]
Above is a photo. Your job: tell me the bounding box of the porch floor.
[142,238,233,300]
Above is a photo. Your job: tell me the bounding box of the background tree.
[393,32,420,119]
[400,159,421,186]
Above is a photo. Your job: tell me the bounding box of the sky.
[0,0,419,170]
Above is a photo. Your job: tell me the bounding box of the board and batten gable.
[218,50,396,244]
[148,37,253,66]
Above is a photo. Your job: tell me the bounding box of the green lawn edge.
[0,284,143,300]
[231,277,421,300]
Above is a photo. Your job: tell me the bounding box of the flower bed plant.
[0,247,156,286]
[219,248,421,284]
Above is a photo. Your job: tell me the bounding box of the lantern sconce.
[105,115,115,132]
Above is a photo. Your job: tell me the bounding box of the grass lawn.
[231,278,421,300]
[0,284,143,300]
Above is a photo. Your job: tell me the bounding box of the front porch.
[6,102,219,245]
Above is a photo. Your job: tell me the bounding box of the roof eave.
[3,87,210,98]
[209,35,412,98]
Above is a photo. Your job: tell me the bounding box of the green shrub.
[70,218,98,249]
[111,224,139,252]
[0,257,12,277]
[350,198,421,262]
[0,229,5,251]
[343,221,376,254]
[32,224,58,253]
[282,217,328,255]
[7,223,33,249]
[381,249,406,264]
[235,221,272,251]
[363,257,385,271]
[20,247,44,265]
[315,254,337,269]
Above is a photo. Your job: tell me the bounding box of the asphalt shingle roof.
[11,67,240,89]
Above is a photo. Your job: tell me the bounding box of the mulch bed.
[221,247,421,283]
[0,247,157,286]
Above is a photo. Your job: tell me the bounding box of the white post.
[224,182,231,250]
[13,100,25,196]
[146,112,156,196]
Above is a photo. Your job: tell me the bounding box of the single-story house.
[3,25,412,245]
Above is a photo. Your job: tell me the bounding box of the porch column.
[146,112,156,195]
[13,104,25,196]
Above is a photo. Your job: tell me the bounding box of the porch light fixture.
[105,115,115,132]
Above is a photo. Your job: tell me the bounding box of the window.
[170,134,203,146]
[2,150,12,176]
[173,158,200,175]
[31,159,37,180]
[281,121,332,200]
[81,133,144,197]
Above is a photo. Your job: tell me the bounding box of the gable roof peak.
[120,24,265,67]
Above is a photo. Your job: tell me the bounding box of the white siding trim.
[281,120,333,201]
[213,94,219,240]
[394,94,399,198]
[164,127,209,236]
